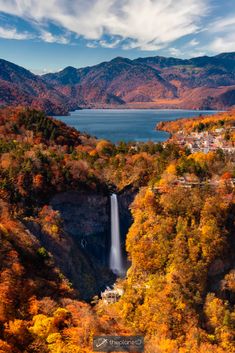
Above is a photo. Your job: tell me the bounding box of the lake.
[56,109,216,143]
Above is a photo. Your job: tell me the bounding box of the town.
[172,126,235,154]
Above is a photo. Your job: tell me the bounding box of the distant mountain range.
[1,53,235,114]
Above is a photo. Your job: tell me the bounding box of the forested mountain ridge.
[0,107,234,352]
[0,59,80,115]
[1,53,235,114]
[43,52,235,110]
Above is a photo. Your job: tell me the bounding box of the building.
[101,286,124,304]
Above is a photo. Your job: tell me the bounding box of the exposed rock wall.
[45,188,137,298]
[51,190,110,267]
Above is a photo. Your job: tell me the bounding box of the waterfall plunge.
[109,194,124,277]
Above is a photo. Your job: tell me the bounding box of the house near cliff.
[101,286,124,304]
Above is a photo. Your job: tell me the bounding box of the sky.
[0,0,234,74]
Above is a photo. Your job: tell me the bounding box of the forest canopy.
[0,107,234,353]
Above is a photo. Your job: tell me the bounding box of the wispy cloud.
[86,42,98,48]
[208,34,235,53]
[99,38,121,49]
[0,0,208,50]
[206,14,235,53]
[32,67,63,75]
[0,25,32,40]
[169,47,182,57]
[209,15,235,33]
[40,31,70,44]
[189,39,200,46]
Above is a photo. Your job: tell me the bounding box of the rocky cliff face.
[25,218,100,300]
[118,187,136,268]
[45,188,136,298]
[51,190,110,267]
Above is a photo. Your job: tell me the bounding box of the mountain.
[42,52,235,110]
[43,57,178,106]
[0,59,80,115]
[1,53,235,114]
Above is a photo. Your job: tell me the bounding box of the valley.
[0,1,235,352]
[0,107,234,352]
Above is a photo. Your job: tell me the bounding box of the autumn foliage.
[0,107,234,352]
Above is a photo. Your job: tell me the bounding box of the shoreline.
[53,107,221,117]
[55,109,217,144]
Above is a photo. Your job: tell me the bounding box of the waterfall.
[110,194,124,277]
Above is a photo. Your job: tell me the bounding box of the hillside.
[0,59,80,115]
[0,107,234,352]
[43,52,235,110]
[0,53,235,114]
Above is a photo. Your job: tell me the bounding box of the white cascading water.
[109,194,124,276]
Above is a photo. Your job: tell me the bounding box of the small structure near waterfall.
[101,286,124,304]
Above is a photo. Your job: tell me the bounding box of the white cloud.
[0,26,32,40]
[169,47,182,56]
[40,31,69,44]
[189,38,199,46]
[187,50,206,58]
[99,38,121,48]
[122,40,166,51]
[32,67,63,75]
[206,14,235,53]
[86,42,98,48]
[168,44,206,58]
[208,34,235,53]
[209,15,235,33]
[0,0,208,50]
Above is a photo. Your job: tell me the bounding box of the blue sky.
[0,0,234,74]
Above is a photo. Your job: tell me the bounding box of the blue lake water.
[56,109,216,143]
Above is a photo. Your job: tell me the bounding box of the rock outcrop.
[34,188,136,298]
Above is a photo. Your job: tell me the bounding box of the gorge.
[47,188,135,299]
[0,107,234,353]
